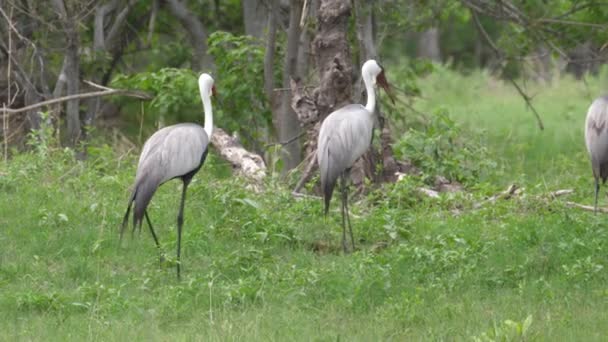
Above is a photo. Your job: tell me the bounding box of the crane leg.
[144,210,164,265]
[176,181,189,279]
[340,174,354,253]
[594,178,600,214]
[342,176,355,252]
[339,175,347,253]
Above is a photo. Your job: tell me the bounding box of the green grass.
[2,67,608,340]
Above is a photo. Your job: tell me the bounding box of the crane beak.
[211,85,217,97]
[376,70,395,105]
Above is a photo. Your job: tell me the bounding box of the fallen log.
[210,128,266,190]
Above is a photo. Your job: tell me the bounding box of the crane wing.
[317,104,374,213]
[137,123,209,184]
[131,123,209,223]
[585,97,608,180]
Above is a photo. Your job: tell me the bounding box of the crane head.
[376,69,396,105]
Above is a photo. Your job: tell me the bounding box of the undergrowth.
[1,66,608,340]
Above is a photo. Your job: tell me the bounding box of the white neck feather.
[363,72,376,113]
[200,84,213,138]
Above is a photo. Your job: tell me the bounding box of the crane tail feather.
[120,192,134,239]
[132,178,159,229]
[323,179,336,216]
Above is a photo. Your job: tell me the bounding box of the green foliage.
[111,31,272,148]
[207,31,272,145]
[394,108,496,185]
[473,315,534,342]
[112,68,201,123]
[26,112,59,158]
[3,72,608,340]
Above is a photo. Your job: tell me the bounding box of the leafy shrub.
[111,31,272,149]
[112,68,201,124]
[394,108,497,185]
[207,31,272,146]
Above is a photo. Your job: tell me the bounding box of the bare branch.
[264,130,307,148]
[0,88,152,116]
[537,18,608,29]
[292,150,317,194]
[471,11,544,130]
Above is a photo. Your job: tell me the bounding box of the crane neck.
[200,88,213,138]
[364,73,376,114]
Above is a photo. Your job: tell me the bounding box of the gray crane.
[585,96,608,213]
[121,73,216,278]
[317,59,394,252]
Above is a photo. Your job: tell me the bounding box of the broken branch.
[0,88,152,116]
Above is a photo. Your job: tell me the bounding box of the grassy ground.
[2,67,608,341]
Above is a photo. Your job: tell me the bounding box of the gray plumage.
[318,104,374,213]
[316,60,394,252]
[129,123,209,226]
[584,96,608,212]
[121,73,215,278]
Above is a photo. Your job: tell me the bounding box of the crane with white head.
[585,96,608,213]
[317,59,394,252]
[121,73,216,278]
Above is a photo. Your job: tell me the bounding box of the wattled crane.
[585,96,608,213]
[317,59,394,252]
[121,73,216,278]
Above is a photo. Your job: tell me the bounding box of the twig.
[291,191,321,200]
[564,201,608,214]
[83,80,113,91]
[264,130,307,148]
[273,85,317,92]
[292,151,317,194]
[505,78,544,130]
[537,18,608,29]
[471,10,544,130]
[548,189,574,198]
[0,88,152,116]
[300,0,309,28]
[473,184,520,209]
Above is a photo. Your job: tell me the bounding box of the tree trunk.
[290,0,353,191]
[165,0,213,70]
[296,0,316,79]
[355,1,377,63]
[263,0,278,107]
[83,0,137,146]
[417,27,441,62]
[351,0,400,187]
[291,0,405,194]
[278,0,303,172]
[51,0,81,146]
[243,0,268,39]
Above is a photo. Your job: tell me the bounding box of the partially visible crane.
[317,59,394,252]
[585,96,608,213]
[121,73,216,278]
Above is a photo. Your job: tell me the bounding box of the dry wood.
[292,150,317,194]
[548,189,575,198]
[210,128,267,189]
[564,201,608,214]
[418,188,440,199]
[473,184,520,209]
[291,191,322,200]
[0,88,152,116]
